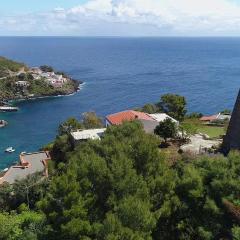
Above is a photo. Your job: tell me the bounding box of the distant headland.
[0,56,83,102]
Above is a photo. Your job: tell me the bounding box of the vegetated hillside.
[0,120,239,240]
[0,56,80,101]
[0,56,26,78]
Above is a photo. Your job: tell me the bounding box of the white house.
[71,128,106,143]
[15,81,29,87]
[41,72,51,78]
[217,113,231,121]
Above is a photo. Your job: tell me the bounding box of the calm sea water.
[0,37,240,169]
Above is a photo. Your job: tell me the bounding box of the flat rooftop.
[149,113,178,123]
[71,128,106,141]
[0,151,50,184]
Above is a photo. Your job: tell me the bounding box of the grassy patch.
[0,56,26,77]
[197,125,225,138]
[183,118,225,138]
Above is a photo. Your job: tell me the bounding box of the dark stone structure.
[222,90,240,154]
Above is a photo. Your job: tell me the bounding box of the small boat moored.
[5,147,15,153]
[0,101,19,112]
[0,106,19,112]
[0,120,8,128]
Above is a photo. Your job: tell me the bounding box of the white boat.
[0,120,8,128]
[5,147,15,153]
[0,106,19,112]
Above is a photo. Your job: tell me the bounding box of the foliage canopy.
[0,120,239,239]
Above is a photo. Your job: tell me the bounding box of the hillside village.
[29,66,69,88]
[0,57,81,101]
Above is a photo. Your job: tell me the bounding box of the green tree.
[185,112,203,119]
[0,211,45,240]
[12,173,49,210]
[82,112,103,129]
[58,117,83,136]
[232,226,240,240]
[154,118,177,142]
[180,122,197,140]
[141,103,158,114]
[0,183,13,211]
[221,109,231,115]
[40,65,54,72]
[40,122,164,239]
[51,134,73,164]
[38,165,93,239]
[0,173,48,212]
[0,212,23,240]
[158,94,187,121]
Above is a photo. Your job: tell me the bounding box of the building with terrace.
[0,151,50,184]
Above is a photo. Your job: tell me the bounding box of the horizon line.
[1,35,240,38]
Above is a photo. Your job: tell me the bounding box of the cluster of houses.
[14,67,68,89]
[71,110,178,144]
[16,67,68,88]
[30,67,68,88]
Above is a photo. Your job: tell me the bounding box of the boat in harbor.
[0,106,19,112]
[0,120,8,128]
[5,147,15,153]
[0,101,19,112]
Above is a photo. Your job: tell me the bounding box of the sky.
[1,0,240,36]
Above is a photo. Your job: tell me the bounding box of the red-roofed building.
[105,110,153,126]
[200,114,219,122]
[105,110,179,134]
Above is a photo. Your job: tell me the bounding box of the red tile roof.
[200,115,218,121]
[106,110,153,125]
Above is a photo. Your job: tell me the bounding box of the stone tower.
[222,90,240,154]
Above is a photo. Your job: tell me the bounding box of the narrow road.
[0,68,26,80]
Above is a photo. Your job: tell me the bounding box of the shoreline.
[0,82,85,171]
[7,82,85,104]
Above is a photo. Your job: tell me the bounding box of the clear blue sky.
[1,0,87,14]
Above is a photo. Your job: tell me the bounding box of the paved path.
[180,134,221,154]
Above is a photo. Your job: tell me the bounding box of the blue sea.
[0,37,240,169]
